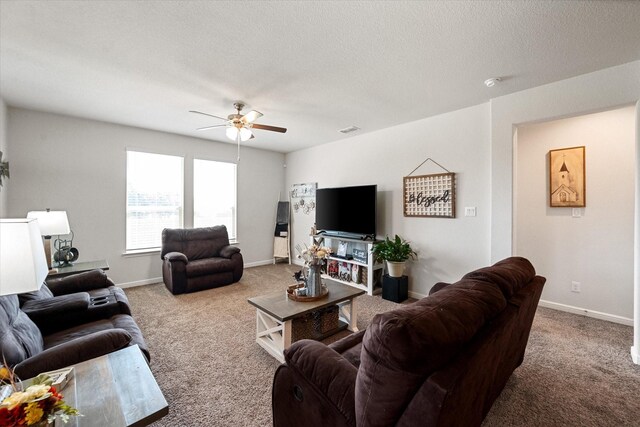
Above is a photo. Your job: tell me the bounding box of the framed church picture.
[549,146,585,207]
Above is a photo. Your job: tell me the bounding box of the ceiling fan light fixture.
[239,127,253,141]
[226,127,238,141]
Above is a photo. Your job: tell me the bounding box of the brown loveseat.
[0,292,149,379]
[272,257,545,427]
[18,269,132,334]
[161,226,243,294]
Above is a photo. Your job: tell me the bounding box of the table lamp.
[0,218,49,296]
[27,209,70,270]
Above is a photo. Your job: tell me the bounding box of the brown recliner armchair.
[272,257,545,427]
[161,225,243,294]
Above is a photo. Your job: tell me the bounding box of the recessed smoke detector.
[338,125,360,134]
[484,77,501,88]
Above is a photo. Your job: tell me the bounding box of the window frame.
[125,149,185,253]
[193,157,238,241]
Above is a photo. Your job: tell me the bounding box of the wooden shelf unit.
[312,234,384,296]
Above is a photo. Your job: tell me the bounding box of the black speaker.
[382,274,408,303]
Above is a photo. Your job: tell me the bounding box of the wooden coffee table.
[248,279,365,363]
[21,345,168,426]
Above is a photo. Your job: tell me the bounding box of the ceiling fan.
[190,101,286,142]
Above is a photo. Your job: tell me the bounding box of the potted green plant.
[371,234,417,278]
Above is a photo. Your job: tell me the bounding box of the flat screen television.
[315,185,377,239]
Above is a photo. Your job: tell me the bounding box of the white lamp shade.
[226,127,239,141]
[0,219,48,296]
[239,127,253,142]
[27,210,70,236]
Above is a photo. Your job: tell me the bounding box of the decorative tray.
[286,284,329,302]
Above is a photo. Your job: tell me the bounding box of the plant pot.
[386,261,406,278]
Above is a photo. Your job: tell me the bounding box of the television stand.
[311,235,384,296]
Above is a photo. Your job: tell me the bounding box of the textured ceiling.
[1,1,639,153]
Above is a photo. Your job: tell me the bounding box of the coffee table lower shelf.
[254,301,357,363]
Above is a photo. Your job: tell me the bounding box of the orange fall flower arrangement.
[0,365,80,426]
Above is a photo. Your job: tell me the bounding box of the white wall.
[516,106,636,321]
[6,108,285,285]
[491,60,640,262]
[286,103,491,297]
[0,98,7,217]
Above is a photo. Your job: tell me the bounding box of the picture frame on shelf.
[351,264,361,284]
[337,241,348,258]
[338,262,351,282]
[352,248,368,264]
[327,260,339,278]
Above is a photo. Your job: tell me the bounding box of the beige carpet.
[124,264,640,426]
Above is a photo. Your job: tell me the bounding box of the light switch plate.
[465,207,477,217]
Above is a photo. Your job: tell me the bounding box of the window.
[194,159,237,239]
[126,151,184,251]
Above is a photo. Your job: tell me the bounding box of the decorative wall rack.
[403,157,456,218]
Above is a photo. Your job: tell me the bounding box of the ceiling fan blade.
[242,110,263,123]
[196,124,228,131]
[189,110,229,121]
[251,123,287,133]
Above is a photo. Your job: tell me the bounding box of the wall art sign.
[403,172,456,218]
[291,182,317,215]
[549,146,585,207]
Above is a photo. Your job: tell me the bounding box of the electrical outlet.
[571,281,581,293]
[465,207,477,217]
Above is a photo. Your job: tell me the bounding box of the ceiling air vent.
[338,126,360,134]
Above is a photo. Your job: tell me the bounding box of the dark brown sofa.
[161,226,243,294]
[0,292,149,379]
[18,269,132,334]
[272,257,545,427]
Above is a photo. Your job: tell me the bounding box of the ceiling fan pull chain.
[237,133,241,161]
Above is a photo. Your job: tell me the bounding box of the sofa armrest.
[46,269,114,296]
[163,251,189,263]
[275,340,357,425]
[329,329,365,354]
[429,282,451,295]
[21,293,90,326]
[220,245,240,258]
[13,329,132,379]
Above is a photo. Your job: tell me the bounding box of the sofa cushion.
[0,295,44,366]
[462,256,535,299]
[44,314,150,361]
[355,280,506,427]
[18,284,54,305]
[186,257,235,278]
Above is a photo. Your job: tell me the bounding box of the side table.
[20,345,168,426]
[47,259,109,278]
[382,274,408,303]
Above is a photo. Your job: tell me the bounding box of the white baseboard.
[116,260,284,288]
[538,299,633,326]
[245,259,278,268]
[117,277,162,289]
[408,290,427,300]
[631,346,639,365]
